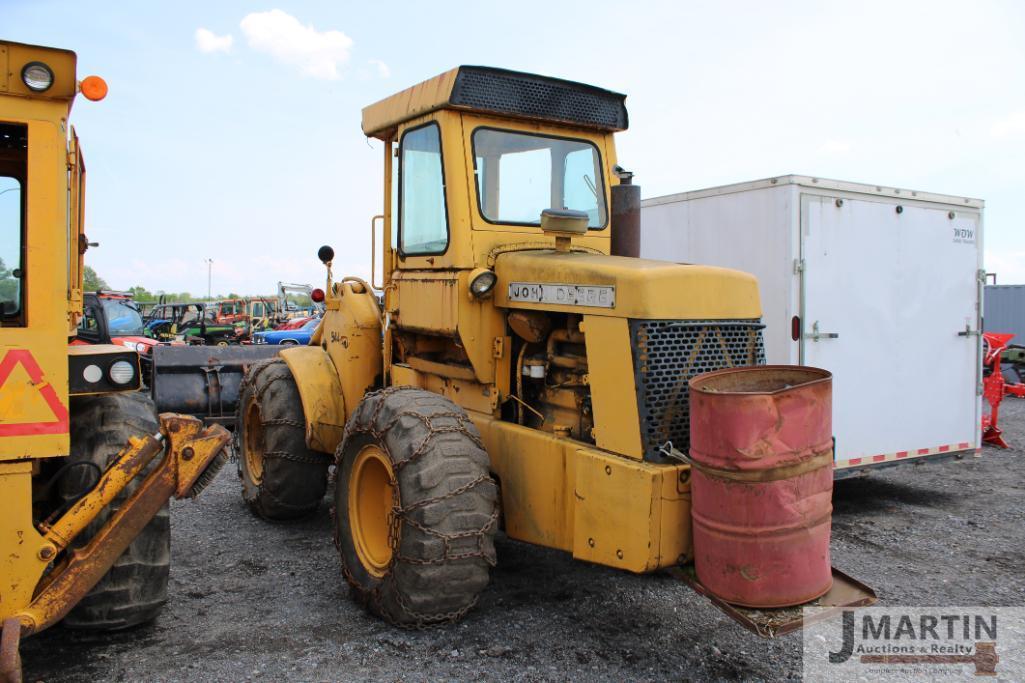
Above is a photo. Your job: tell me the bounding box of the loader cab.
[363,67,625,275]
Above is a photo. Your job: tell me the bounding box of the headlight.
[109,360,135,385]
[22,62,54,92]
[469,268,497,299]
[135,342,147,353]
[82,364,102,383]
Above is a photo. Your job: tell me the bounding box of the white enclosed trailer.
[641,175,984,477]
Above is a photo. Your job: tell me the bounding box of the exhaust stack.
[611,168,641,258]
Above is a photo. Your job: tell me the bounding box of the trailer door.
[800,194,980,464]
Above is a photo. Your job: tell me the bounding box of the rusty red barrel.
[688,366,833,608]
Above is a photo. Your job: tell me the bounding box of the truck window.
[399,123,448,255]
[0,122,27,324]
[472,128,606,229]
[0,176,21,318]
[77,305,100,340]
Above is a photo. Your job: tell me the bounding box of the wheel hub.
[349,445,396,577]
[243,400,265,485]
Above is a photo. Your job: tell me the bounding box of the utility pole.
[205,258,213,299]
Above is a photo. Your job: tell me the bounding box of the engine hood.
[493,250,761,320]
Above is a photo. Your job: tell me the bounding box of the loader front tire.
[237,358,329,520]
[333,387,498,626]
[60,392,169,630]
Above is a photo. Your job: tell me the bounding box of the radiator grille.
[451,67,628,131]
[630,319,765,462]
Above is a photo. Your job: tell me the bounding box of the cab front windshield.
[101,298,145,336]
[472,129,607,228]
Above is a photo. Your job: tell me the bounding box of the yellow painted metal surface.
[471,415,575,550]
[348,444,396,577]
[0,462,47,618]
[579,315,643,458]
[470,413,690,572]
[392,271,459,336]
[0,41,77,101]
[68,127,86,327]
[16,416,229,635]
[363,67,459,139]
[494,250,762,320]
[572,448,691,572]
[391,269,508,392]
[43,435,155,550]
[389,362,420,388]
[0,112,73,459]
[280,346,347,454]
[318,279,382,443]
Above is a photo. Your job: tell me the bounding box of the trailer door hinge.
[976,269,987,284]
[793,258,805,275]
[957,322,980,337]
[492,337,505,359]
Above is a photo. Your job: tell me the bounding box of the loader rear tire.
[59,392,169,630]
[237,358,330,520]
[333,387,498,626]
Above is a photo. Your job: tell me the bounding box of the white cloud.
[368,59,390,78]
[240,10,353,80]
[991,111,1025,140]
[817,139,852,155]
[195,28,233,54]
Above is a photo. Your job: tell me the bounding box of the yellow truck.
[0,40,229,682]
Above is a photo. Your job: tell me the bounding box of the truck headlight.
[22,62,54,92]
[83,364,102,383]
[469,268,496,299]
[135,342,147,353]
[109,360,135,385]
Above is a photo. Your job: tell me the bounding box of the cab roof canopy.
[361,66,628,140]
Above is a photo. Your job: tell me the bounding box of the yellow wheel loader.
[0,41,229,682]
[232,66,874,633]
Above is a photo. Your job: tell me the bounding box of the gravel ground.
[22,399,1025,682]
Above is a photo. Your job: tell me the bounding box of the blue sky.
[7,0,1025,294]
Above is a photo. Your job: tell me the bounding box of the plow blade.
[150,345,281,427]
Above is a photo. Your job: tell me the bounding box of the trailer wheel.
[333,387,498,626]
[59,392,169,630]
[237,358,329,520]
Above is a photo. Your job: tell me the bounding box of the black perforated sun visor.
[449,66,628,132]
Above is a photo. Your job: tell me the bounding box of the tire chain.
[332,386,499,628]
[233,359,330,464]
[231,358,281,460]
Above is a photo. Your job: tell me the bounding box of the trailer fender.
[279,346,346,454]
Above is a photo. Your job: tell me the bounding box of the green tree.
[128,285,155,302]
[83,265,108,292]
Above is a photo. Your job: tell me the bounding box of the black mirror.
[317,245,335,264]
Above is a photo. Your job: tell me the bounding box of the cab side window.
[0,123,27,325]
[78,305,100,340]
[399,123,448,256]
